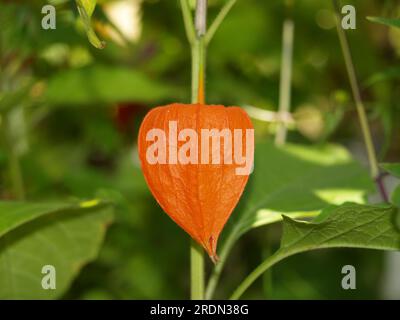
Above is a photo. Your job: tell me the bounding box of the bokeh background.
[0,0,399,299]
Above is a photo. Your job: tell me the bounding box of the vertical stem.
[191,38,206,104]
[191,240,205,299]
[332,0,380,180]
[190,0,207,300]
[191,41,200,102]
[275,1,295,146]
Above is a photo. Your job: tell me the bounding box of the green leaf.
[230,203,400,299]
[76,0,105,49]
[367,16,400,29]
[44,65,178,105]
[229,142,373,238]
[280,204,400,254]
[381,163,400,178]
[206,142,373,299]
[0,200,113,299]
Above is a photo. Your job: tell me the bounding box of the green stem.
[205,0,237,44]
[191,37,206,103]
[180,0,196,45]
[191,240,205,299]
[206,212,319,299]
[191,42,200,102]
[184,0,208,300]
[230,251,290,300]
[190,34,206,300]
[227,211,319,299]
[332,0,379,179]
[183,0,242,300]
[205,228,239,299]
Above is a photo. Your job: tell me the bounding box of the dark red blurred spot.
[113,102,147,132]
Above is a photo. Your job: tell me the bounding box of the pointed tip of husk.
[210,253,220,265]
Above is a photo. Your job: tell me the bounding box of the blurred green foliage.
[0,0,399,299]
[0,200,113,299]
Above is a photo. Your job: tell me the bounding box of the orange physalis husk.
[138,103,254,262]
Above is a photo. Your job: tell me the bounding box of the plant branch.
[230,250,290,300]
[205,0,237,44]
[205,227,239,299]
[332,0,380,180]
[180,0,196,44]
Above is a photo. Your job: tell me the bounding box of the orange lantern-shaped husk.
[138,103,254,262]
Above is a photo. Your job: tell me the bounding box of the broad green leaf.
[0,200,103,238]
[230,203,400,299]
[206,142,373,299]
[44,65,178,105]
[227,142,373,238]
[76,0,105,49]
[0,200,113,299]
[367,16,400,29]
[381,163,400,178]
[280,204,400,254]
